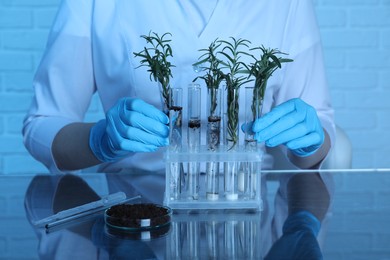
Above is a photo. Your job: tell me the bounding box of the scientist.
[23,0,334,255]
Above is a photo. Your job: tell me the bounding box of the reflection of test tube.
[224,220,238,259]
[167,221,182,259]
[169,88,183,200]
[206,88,222,200]
[187,221,200,259]
[206,220,219,259]
[187,84,201,200]
[245,220,258,259]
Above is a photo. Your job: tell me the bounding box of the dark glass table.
[1,169,389,259]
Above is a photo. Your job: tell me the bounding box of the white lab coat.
[23,0,335,251]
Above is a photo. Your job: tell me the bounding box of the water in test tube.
[169,87,183,200]
[206,87,222,200]
[187,84,201,200]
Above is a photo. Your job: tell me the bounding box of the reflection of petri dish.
[105,203,172,232]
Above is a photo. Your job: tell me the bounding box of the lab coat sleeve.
[22,0,95,173]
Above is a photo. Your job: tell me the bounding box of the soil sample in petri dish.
[105,203,172,231]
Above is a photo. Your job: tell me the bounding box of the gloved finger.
[286,132,323,151]
[124,98,169,124]
[106,114,168,147]
[254,110,305,142]
[252,99,297,132]
[241,122,254,134]
[106,125,166,152]
[119,140,159,153]
[264,123,309,147]
[121,110,169,137]
[305,105,323,134]
[125,127,169,147]
[110,118,168,147]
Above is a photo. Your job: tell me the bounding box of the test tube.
[169,87,184,200]
[223,87,241,201]
[243,87,262,198]
[187,84,201,200]
[223,87,239,200]
[206,88,222,200]
[244,87,262,148]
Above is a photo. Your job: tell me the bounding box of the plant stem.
[133,31,174,111]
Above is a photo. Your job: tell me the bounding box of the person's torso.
[90,0,294,172]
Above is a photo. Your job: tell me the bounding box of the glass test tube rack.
[164,146,263,211]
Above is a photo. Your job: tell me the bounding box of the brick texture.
[0,2,388,170]
[0,3,388,168]
[315,1,390,169]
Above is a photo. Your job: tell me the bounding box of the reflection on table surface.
[0,169,389,259]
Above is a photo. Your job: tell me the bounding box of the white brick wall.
[0,1,389,173]
[0,0,60,175]
[0,0,104,174]
[315,1,390,169]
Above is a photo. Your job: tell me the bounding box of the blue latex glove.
[265,210,323,260]
[252,98,324,157]
[89,98,169,162]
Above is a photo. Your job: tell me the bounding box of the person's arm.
[52,123,99,171]
[287,172,330,221]
[52,98,170,171]
[265,172,329,259]
[287,129,331,170]
[22,0,96,173]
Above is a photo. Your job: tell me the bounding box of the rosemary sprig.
[192,39,225,116]
[218,37,253,149]
[133,31,174,112]
[248,46,293,119]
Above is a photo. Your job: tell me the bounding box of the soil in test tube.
[188,119,201,148]
[169,106,183,149]
[188,119,201,200]
[206,116,221,200]
[170,106,183,126]
[188,119,201,129]
[207,116,221,151]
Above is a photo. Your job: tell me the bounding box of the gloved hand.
[89,98,169,162]
[265,210,323,260]
[252,98,324,157]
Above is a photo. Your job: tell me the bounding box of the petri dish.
[105,203,172,232]
[104,222,171,241]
